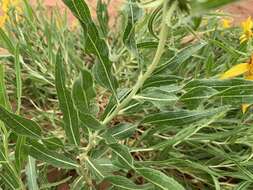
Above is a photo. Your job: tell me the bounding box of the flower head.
[2,0,10,12]
[0,0,22,28]
[221,18,232,29]
[240,16,253,43]
[220,54,253,113]
[0,14,8,28]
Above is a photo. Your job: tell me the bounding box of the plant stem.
[102,0,177,125]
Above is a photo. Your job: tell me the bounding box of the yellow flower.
[0,0,10,28]
[220,54,253,113]
[221,18,232,29]
[0,14,8,28]
[0,0,22,27]
[240,17,253,43]
[2,0,10,12]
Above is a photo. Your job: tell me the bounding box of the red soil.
[30,0,122,25]
[223,0,253,24]
[32,0,253,26]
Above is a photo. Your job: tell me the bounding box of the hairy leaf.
[63,0,118,97]
[72,69,96,114]
[27,140,79,169]
[137,167,185,190]
[142,107,227,126]
[0,106,41,139]
[55,50,80,146]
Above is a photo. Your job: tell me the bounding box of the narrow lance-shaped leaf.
[15,136,27,173]
[0,174,20,190]
[155,42,207,73]
[106,123,137,140]
[105,175,153,190]
[26,156,39,190]
[0,145,21,189]
[0,65,23,189]
[123,0,143,56]
[85,157,105,180]
[42,136,64,150]
[63,0,118,98]
[96,0,109,37]
[55,50,80,146]
[183,78,253,91]
[0,64,11,111]
[143,74,183,89]
[72,69,96,114]
[0,28,15,54]
[27,140,79,169]
[136,167,185,190]
[213,84,253,104]
[110,143,134,169]
[14,44,27,174]
[71,176,85,190]
[142,107,227,126]
[79,113,104,131]
[0,106,41,139]
[180,86,218,109]
[14,44,22,114]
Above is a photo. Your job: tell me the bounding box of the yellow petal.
[242,104,250,114]
[222,19,232,29]
[220,63,249,79]
[241,16,253,32]
[245,75,253,80]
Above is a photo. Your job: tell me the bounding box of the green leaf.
[25,156,39,190]
[0,28,15,54]
[136,167,185,190]
[234,182,251,190]
[142,107,227,126]
[213,85,253,104]
[105,175,152,190]
[183,79,253,105]
[79,113,104,131]
[0,173,19,190]
[147,6,160,39]
[72,69,96,114]
[85,157,105,180]
[14,44,22,114]
[143,75,183,89]
[180,86,218,109]
[55,50,80,146]
[0,146,21,189]
[155,42,207,73]
[63,0,118,97]
[96,0,109,37]
[106,123,137,140]
[123,0,143,56]
[110,143,134,169]
[0,106,41,139]
[0,64,11,111]
[183,78,253,91]
[27,140,79,169]
[15,136,27,173]
[71,176,85,190]
[42,137,64,150]
[135,85,180,107]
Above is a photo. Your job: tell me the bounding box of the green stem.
[102,0,177,125]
